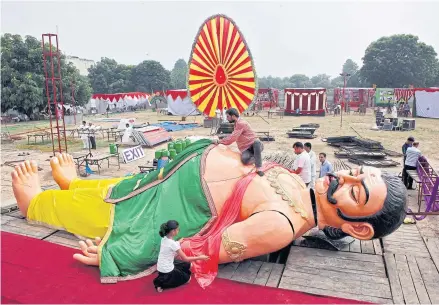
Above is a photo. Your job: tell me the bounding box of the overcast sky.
[2,0,439,78]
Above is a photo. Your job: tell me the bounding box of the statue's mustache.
[326,173,339,205]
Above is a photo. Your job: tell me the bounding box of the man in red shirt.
[214,108,264,176]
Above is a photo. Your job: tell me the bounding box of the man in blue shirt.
[319,152,333,178]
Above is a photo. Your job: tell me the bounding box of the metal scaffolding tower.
[42,33,68,155]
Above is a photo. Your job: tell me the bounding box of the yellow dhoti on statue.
[27,177,124,238]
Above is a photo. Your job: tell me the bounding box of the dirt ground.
[1,109,438,235]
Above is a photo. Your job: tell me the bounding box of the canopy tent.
[166,89,200,116]
[256,88,279,109]
[284,88,326,116]
[414,88,439,119]
[89,92,150,113]
[334,88,375,109]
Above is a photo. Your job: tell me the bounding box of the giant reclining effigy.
[10,15,408,289]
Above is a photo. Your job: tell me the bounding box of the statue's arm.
[218,210,295,264]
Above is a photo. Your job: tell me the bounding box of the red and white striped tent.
[166,89,199,116]
[284,88,326,116]
[92,92,149,108]
[89,92,150,113]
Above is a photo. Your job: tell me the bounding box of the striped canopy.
[187,15,257,117]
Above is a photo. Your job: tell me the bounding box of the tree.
[170,59,188,89]
[310,74,331,88]
[130,60,171,93]
[289,74,312,88]
[1,33,91,117]
[342,59,359,75]
[360,34,439,87]
[87,58,133,93]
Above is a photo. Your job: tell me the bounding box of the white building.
[66,55,95,76]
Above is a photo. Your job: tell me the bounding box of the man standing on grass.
[214,108,264,177]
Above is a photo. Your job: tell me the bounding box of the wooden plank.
[231,260,262,283]
[3,210,25,219]
[394,225,420,233]
[43,235,79,248]
[277,283,393,304]
[406,256,431,304]
[286,252,386,276]
[361,240,375,254]
[373,239,383,255]
[383,239,427,248]
[253,262,274,286]
[1,218,56,239]
[349,239,361,253]
[266,263,283,288]
[384,247,431,258]
[1,215,16,225]
[289,245,383,263]
[384,253,405,304]
[43,231,80,248]
[279,273,392,299]
[394,254,420,304]
[424,237,439,272]
[283,265,389,285]
[415,257,439,303]
[217,263,239,280]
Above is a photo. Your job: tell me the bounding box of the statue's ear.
[341,223,375,240]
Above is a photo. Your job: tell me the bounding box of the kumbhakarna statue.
[11,139,407,288]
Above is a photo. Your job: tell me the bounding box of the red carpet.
[1,232,368,304]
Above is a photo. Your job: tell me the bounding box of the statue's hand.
[73,237,101,266]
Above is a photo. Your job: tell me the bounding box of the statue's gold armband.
[221,229,247,263]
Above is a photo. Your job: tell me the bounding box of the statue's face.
[314,166,387,231]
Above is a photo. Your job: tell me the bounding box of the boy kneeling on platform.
[213,108,264,177]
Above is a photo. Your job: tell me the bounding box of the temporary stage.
[284,88,326,116]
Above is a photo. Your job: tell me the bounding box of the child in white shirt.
[154,220,209,292]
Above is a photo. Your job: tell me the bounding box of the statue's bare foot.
[11,161,42,217]
[50,153,78,190]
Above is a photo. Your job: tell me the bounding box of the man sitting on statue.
[10,139,407,289]
[213,108,264,176]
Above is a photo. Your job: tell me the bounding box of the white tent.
[166,89,199,116]
[88,92,150,113]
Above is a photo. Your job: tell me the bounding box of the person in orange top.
[214,108,264,176]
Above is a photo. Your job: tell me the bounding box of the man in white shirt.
[122,123,133,143]
[88,122,97,150]
[291,142,311,186]
[304,142,317,189]
[79,121,89,149]
[222,107,228,123]
[404,142,422,189]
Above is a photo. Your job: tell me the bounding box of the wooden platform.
[281,224,439,304]
[2,195,439,303]
[281,246,391,303]
[382,225,439,304]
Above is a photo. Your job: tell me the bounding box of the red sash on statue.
[180,163,278,288]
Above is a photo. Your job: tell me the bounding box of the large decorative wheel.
[187,15,258,117]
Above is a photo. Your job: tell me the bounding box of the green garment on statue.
[99,139,214,282]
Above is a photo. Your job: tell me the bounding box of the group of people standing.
[79,121,98,150]
[290,142,333,189]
